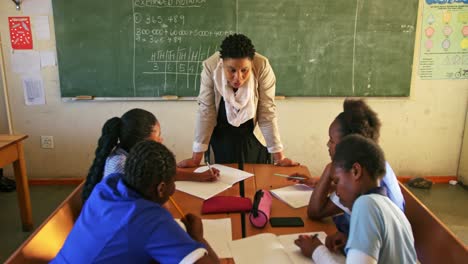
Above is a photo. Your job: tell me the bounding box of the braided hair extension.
[335,99,382,142]
[82,108,158,202]
[123,140,176,199]
[220,33,256,60]
[82,117,121,201]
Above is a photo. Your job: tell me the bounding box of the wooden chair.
[5,182,84,264]
[400,183,468,264]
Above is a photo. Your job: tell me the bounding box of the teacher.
[178,34,297,167]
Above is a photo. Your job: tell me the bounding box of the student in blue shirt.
[295,135,416,264]
[52,140,219,264]
[82,108,219,202]
[289,99,405,252]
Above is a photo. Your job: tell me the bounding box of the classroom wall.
[0,0,467,179]
[0,73,9,134]
[458,111,468,184]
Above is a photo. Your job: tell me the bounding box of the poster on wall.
[419,0,468,80]
[8,17,33,50]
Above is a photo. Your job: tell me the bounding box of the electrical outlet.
[40,136,54,149]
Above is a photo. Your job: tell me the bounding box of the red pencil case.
[202,196,252,214]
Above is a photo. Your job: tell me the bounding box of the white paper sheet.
[230,232,345,264]
[278,232,331,264]
[22,0,52,15]
[176,164,254,199]
[40,50,56,67]
[11,51,40,73]
[175,181,231,200]
[175,218,233,258]
[33,16,51,40]
[22,74,45,105]
[194,164,254,185]
[229,233,292,264]
[270,184,314,208]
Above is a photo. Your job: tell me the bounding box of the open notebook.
[229,232,345,264]
[175,218,233,258]
[270,184,314,208]
[175,164,253,200]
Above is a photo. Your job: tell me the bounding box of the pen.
[274,173,306,180]
[206,161,216,177]
[169,196,185,219]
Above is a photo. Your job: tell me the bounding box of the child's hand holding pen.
[294,233,322,258]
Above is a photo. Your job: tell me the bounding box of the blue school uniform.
[51,173,205,264]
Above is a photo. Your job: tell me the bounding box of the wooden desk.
[5,182,84,264]
[400,183,468,264]
[245,164,336,237]
[167,164,256,240]
[0,134,32,231]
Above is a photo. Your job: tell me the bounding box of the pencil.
[169,196,185,219]
[274,173,305,180]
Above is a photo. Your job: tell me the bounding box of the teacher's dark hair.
[82,108,158,202]
[220,33,256,60]
[335,99,381,142]
[333,134,386,181]
[124,140,176,199]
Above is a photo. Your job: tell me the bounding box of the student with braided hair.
[82,108,219,202]
[52,141,219,264]
[289,99,405,254]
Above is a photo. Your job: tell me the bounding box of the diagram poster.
[8,17,33,50]
[419,1,468,80]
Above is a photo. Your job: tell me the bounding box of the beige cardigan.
[192,52,283,154]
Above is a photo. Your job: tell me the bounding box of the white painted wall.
[0,1,467,178]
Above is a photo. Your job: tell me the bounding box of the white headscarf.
[213,59,255,127]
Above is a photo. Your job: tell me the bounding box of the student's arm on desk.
[313,246,376,264]
[182,214,220,264]
[307,163,342,219]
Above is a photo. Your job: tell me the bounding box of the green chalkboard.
[53,0,418,98]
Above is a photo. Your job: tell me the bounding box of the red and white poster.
[8,17,33,50]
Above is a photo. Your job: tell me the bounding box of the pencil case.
[249,189,272,228]
[201,196,252,214]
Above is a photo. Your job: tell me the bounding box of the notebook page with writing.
[278,232,346,264]
[229,233,292,264]
[270,184,314,208]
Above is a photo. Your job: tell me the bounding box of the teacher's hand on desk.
[178,152,204,168]
[273,152,300,166]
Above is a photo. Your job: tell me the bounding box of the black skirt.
[209,98,271,164]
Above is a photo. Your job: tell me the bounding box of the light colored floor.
[0,183,466,262]
[407,183,468,245]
